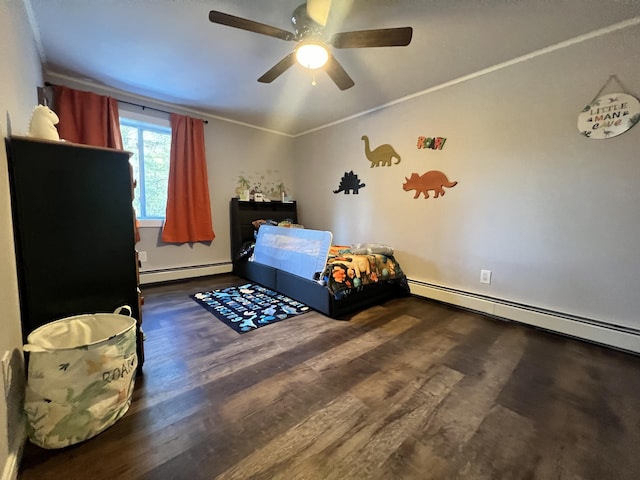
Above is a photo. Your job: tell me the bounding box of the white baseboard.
[408,280,640,354]
[2,423,25,480]
[2,452,19,480]
[140,263,232,285]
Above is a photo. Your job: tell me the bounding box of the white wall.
[294,24,640,336]
[0,1,43,478]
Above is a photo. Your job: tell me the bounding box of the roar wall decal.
[403,171,458,199]
[334,171,366,194]
[362,135,401,167]
[417,136,447,150]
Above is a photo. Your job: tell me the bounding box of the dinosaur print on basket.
[403,171,458,199]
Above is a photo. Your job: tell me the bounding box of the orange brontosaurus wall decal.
[403,171,458,199]
[362,135,401,167]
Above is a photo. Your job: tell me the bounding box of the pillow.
[350,243,395,256]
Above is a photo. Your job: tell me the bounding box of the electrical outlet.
[138,251,148,263]
[480,269,492,284]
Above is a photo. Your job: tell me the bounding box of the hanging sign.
[578,92,640,139]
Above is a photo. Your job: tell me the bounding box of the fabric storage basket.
[23,306,138,449]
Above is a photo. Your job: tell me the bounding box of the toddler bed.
[229,199,409,318]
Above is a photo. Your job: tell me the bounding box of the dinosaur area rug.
[190,283,311,334]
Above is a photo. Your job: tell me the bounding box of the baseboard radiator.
[140,262,232,285]
[408,280,640,355]
[138,268,639,354]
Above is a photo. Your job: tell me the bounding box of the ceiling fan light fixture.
[295,42,329,69]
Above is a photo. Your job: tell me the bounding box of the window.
[119,112,171,226]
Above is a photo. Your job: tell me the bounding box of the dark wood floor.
[19,274,640,480]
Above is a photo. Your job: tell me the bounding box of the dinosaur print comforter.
[319,245,409,300]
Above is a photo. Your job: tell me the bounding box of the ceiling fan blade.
[257,53,296,83]
[325,54,355,91]
[331,27,413,48]
[209,10,295,41]
[307,0,332,26]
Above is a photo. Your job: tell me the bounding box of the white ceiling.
[27,0,640,136]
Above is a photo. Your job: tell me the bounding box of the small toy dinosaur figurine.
[362,135,401,167]
[403,171,458,199]
[334,171,366,194]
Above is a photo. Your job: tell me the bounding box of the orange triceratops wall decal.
[403,171,458,199]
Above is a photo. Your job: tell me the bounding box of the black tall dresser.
[6,136,144,369]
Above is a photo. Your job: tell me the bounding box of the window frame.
[119,108,171,228]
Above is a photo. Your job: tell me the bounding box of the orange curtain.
[53,85,123,149]
[161,113,215,243]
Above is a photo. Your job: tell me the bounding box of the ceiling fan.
[208,0,413,90]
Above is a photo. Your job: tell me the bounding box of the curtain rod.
[117,99,209,124]
[44,82,209,124]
